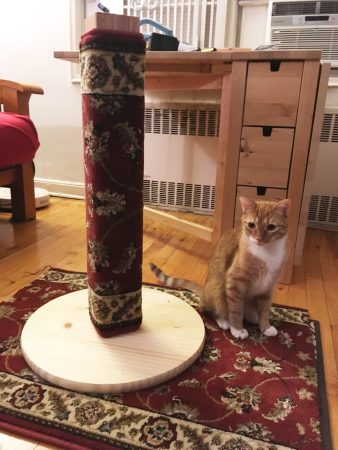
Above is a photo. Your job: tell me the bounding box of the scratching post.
[21,13,205,394]
[80,27,145,336]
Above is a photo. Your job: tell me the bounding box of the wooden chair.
[0,79,43,221]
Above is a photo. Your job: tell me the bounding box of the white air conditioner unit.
[266,0,338,67]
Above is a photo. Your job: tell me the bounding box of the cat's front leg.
[257,294,278,337]
[226,279,248,340]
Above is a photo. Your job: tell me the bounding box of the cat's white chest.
[248,237,286,271]
[247,237,287,294]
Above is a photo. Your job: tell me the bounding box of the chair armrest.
[0,79,44,115]
[19,83,44,96]
[0,79,44,95]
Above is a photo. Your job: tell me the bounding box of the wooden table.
[54,48,329,284]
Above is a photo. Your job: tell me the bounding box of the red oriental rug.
[0,269,332,450]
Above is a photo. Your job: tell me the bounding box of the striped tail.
[149,262,202,296]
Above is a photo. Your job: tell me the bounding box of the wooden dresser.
[213,51,329,283]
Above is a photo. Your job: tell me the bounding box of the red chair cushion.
[0,112,40,169]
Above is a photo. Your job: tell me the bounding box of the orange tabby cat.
[150,196,291,339]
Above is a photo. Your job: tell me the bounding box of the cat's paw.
[216,318,230,330]
[263,325,278,337]
[230,327,249,340]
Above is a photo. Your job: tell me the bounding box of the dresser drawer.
[238,127,293,189]
[234,186,287,227]
[243,61,303,127]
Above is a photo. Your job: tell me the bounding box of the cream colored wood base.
[21,287,205,394]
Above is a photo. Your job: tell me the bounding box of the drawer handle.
[262,126,272,137]
[257,186,267,196]
[240,138,252,155]
[270,60,281,72]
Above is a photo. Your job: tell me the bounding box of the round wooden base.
[21,287,205,394]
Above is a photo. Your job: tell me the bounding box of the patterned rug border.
[0,268,333,450]
[313,321,333,450]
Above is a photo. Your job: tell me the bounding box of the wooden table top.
[54,49,322,66]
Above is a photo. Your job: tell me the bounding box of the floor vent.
[144,179,215,214]
[308,194,338,230]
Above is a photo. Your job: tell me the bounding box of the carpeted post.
[80,27,145,337]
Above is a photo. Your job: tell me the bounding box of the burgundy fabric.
[80,29,145,335]
[81,28,145,46]
[0,112,40,168]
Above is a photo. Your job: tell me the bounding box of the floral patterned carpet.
[0,269,332,450]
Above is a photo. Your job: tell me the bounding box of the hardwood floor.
[0,197,337,449]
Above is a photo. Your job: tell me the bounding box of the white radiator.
[143,103,338,231]
[144,103,219,213]
[308,107,338,231]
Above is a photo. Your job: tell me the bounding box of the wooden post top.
[84,12,140,34]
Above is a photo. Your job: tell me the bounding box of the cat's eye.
[267,224,277,231]
[247,222,256,229]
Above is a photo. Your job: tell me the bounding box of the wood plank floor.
[0,197,337,449]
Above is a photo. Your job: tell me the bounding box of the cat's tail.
[149,262,203,297]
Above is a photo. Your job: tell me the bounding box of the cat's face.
[240,197,291,246]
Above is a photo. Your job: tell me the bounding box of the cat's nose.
[256,236,264,244]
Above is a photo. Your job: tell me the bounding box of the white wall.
[0,0,222,197]
[2,1,336,198]
[1,0,84,193]
[238,2,269,49]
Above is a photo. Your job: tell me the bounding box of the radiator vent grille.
[272,1,338,16]
[272,2,317,16]
[308,194,338,229]
[271,28,338,62]
[333,114,338,142]
[144,179,215,213]
[320,113,338,142]
[145,107,220,137]
[321,1,338,13]
[146,106,334,140]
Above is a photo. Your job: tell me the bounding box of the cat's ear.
[239,196,257,213]
[274,199,291,217]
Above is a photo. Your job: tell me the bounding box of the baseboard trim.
[34,178,85,199]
